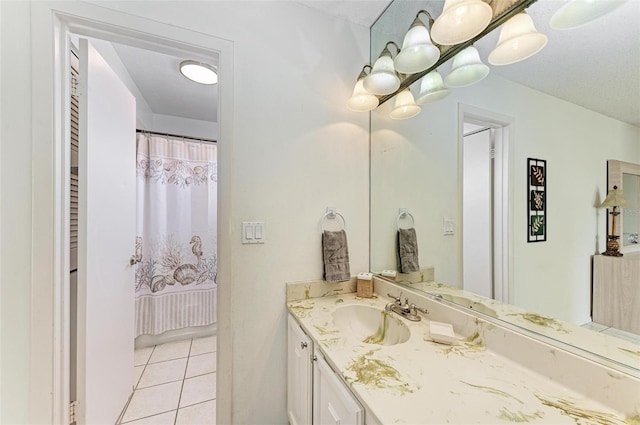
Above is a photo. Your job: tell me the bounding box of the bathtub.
[135,323,216,349]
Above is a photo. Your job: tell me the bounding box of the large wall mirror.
[370,0,640,374]
[609,160,640,251]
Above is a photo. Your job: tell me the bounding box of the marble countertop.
[288,292,637,424]
[396,280,640,376]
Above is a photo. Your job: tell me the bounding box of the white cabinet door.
[76,38,136,425]
[288,315,313,425]
[313,350,364,425]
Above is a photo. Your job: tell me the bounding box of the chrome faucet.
[386,292,428,322]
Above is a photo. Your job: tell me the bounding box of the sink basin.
[332,305,410,346]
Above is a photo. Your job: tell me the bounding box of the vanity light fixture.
[394,10,441,75]
[488,13,548,66]
[350,0,632,119]
[550,0,628,30]
[415,70,451,105]
[600,185,629,257]
[445,46,490,87]
[179,60,218,85]
[430,0,493,45]
[389,88,421,120]
[364,42,401,95]
[347,65,379,112]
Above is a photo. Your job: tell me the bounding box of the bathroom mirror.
[608,160,640,250]
[370,0,640,373]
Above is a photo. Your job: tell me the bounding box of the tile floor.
[581,322,640,344]
[118,335,217,424]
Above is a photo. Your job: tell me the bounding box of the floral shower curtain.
[134,133,217,336]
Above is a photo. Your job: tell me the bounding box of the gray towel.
[322,230,350,283]
[398,227,419,273]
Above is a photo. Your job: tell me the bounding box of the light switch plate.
[242,222,266,244]
[443,218,455,236]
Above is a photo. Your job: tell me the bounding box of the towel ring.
[320,210,346,232]
[396,210,415,230]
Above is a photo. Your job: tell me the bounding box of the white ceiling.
[111,0,640,128]
[111,43,218,123]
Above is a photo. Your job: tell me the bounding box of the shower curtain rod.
[136,129,217,144]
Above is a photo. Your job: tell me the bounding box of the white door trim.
[458,104,514,304]
[30,4,234,423]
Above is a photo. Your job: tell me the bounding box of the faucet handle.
[387,292,402,303]
[410,303,429,315]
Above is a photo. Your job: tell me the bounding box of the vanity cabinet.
[313,349,364,425]
[288,314,313,425]
[593,253,640,334]
[287,314,366,425]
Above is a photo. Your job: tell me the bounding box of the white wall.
[371,72,640,325]
[0,1,369,423]
[1,2,32,422]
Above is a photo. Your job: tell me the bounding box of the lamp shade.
[444,46,490,88]
[550,0,628,30]
[488,13,548,66]
[599,186,629,208]
[390,89,421,120]
[431,0,493,45]
[415,70,451,105]
[394,17,441,74]
[364,47,401,95]
[347,78,379,112]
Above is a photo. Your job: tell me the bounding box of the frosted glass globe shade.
[394,24,441,74]
[390,89,421,120]
[415,71,451,105]
[431,0,493,45]
[489,13,548,66]
[550,0,628,30]
[445,46,489,88]
[347,78,379,112]
[364,55,400,95]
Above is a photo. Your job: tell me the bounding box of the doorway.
[48,9,233,424]
[459,105,513,303]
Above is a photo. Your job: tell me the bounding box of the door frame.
[30,4,234,424]
[458,104,514,303]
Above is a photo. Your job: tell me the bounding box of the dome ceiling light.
[179,60,218,85]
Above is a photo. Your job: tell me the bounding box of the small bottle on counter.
[356,272,373,298]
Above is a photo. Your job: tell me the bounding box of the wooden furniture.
[593,253,640,334]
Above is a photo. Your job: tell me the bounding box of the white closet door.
[76,38,136,424]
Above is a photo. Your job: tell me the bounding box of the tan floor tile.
[179,372,216,408]
[190,335,216,355]
[134,347,154,366]
[186,353,216,378]
[121,381,182,423]
[138,358,187,389]
[122,410,176,425]
[176,400,216,425]
[149,340,192,363]
[134,365,145,389]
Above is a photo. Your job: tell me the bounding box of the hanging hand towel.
[322,229,351,283]
[398,227,419,273]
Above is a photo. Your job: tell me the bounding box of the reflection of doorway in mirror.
[459,105,513,304]
[462,124,493,299]
[462,120,508,301]
[622,173,639,245]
